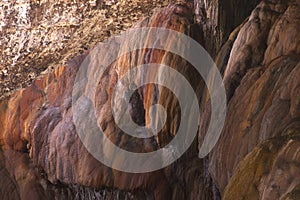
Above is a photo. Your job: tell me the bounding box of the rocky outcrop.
[0,3,218,199]
[0,149,20,200]
[0,36,160,199]
[200,0,300,198]
[0,0,170,99]
[223,127,300,200]
[194,0,260,56]
[1,0,300,199]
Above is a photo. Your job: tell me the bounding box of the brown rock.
[223,125,300,199]
[201,0,300,195]
[1,0,299,199]
[194,0,261,56]
[0,4,216,199]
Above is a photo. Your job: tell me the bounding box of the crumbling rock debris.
[0,0,171,100]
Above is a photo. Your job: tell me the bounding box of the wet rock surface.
[0,3,217,199]
[0,0,300,199]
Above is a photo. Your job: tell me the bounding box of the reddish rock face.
[1,0,300,199]
[0,149,20,200]
[0,3,217,199]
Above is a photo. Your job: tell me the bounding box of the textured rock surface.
[0,4,218,199]
[0,0,170,99]
[200,0,300,197]
[1,0,300,199]
[194,0,260,56]
[0,149,20,200]
[0,42,159,200]
[0,143,146,199]
[223,128,300,200]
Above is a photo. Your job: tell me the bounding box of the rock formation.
[0,0,170,99]
[0,3,216,199]
[0,0,299,199]
[194,0,260,56]
[200,0,300,198]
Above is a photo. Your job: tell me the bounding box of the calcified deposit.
[1,0,300,199]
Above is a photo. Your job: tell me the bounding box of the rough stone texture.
[0,0,171,99]
[1,0,300,199]
[194,0,260,56]
[223,0,291,98]
[0,145,146,200]
[0,50,157,200]
[0,149,20,200]
[0,4,218,199]
[223,128,300,200]
[200,0,300,197]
